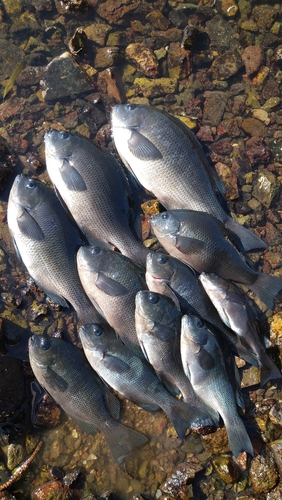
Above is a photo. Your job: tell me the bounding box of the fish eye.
[59,130,69,140]
[196,318,203,328]
[93,326,103,336]
[161,212,169,220]
[126,103,136,111]
[148,292,159,304]
[40,336,51,350]
[26,179,36,190]
[158,255,167,265]
[91,247,100,255]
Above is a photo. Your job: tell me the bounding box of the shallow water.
[1,0,282,498]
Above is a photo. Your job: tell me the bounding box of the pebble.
[252,109,270,125]
[97,68,126,103]
[160,456,203,496]
[240,20,258,32]
[96,0,142,24]
[242,45,264,76]
[125,43,159,77]
[83,23,111,47]
[218,0,238,18]
[240,118,265,137]
[94,47,124,70]
[203,91,227,126]
[262,97,281,112]
[269,402,282,427]
[146,10,170,30]
[211,50,243,80]
[267,483,282,500]
[249,449,279,493]
[132,77,178,98]
[7,442,25,470]
[252,170,281,208]
[206,14,238,52]
[214,162,239,199]
[212,454,241,483]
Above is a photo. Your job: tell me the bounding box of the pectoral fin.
[196,347,215,371]
[17,209,45,241]
[60,159,87,191]
[175,236,205,254]
[103,353,131,373]
[128,130,163,160]
[45,367,69,391]
[95,272,128,296]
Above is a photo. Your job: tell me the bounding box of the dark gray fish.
[77,246,146,358]
[28,335,147,464]
[111,104,266,253]
[7,174,102,325]
[150,210,282,309]
[180,314,254,458]
[135,289,218,423]
[45,129,148,266]
[199,273,282,386]
[79,323,214,438]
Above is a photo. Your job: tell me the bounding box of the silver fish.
[79,323,214,438]
[77,245,146,358]
[45,129,148,266]
[150,210,282,309]
[7,174,102,324]
[199,273,282,386]
[180,314,254,458]
[29,334,147,464]
[111,103,266,253]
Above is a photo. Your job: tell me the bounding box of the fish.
[111,103,266,253]
[7,174,103,325]
[44,129,149,266]
[28,334,148,464]
[150,210,282,309]
[79,323,214,438]
[77,245,146,358]
[135,289,218,423]
[199,273,282,386]
[180,314,254,458]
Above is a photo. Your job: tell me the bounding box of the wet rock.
[185,98,203,121]
[96,0,142,25]
[27,301,48,322]
[151,28,182,45]
[133,77,178,98]
[252,169,281,208]
[245,137,271,165]
[249,449,279,493]
[209,138,233,157]
[270,312,282,345]
[10,11,42,36]
[241,118,265,138]
[0,356,25,422]
[7,442,25,470]
[0,136,16,190]
[160,456,203,496]
[264,221,282,246]
[32,392,61,429]
[125,43,159,77]
[181,25,200,51]
[262,97,281,112]
[214,162,239,200]
[212,454,241,483]
[2,0,23,17]
[40,52,94,102]
[242,45,264,76]
[252,4,276,31]
[196,125,213,142]
[31,479,81,499]
[267,483,282,500]
[55,0,89,12]
[211,50,243,80]
[69,28,87,56]
[16,66,44,87]
[206,14,238,52]
[84,23,111,47]
[252,109,270,125]
[146,10,170,30]
[97,68,126,103]
[167,42,188,80]
[262,78,280,100]
[269,439,282,476]
[269,402,282,427]
[94,47,124,70]
[202,427,231,454]
[218,0,238,18]
[217,118,241,138]
[203,91,227,126]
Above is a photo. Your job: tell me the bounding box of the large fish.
[45,129,148,266]
[7,174,102,325]
[135,289,218,422]
[28,335,147,464]
[77,245,146,358]
[111,103,266,253]
[180,314,254,458]
[199,273,282,386]
[79,323,214,437]
[150,210,282,309]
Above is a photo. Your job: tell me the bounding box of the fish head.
[28,335,58,367]
[199,273,229,300]
[150,212,180,241]
[181,314,210,350]
[77,246,109,275]
[146,252,174,282]
[9,175,43,211]
[44,129,74,160]
[79,323,115,351]
[111,103,155,132]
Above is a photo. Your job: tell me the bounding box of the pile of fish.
[7,104,282,465]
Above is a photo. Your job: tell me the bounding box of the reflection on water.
[1,0,282,498]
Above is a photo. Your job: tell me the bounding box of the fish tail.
[224,217,267,252]
[225,415,254,457]
[249,273,282,309]
[259,351,282,386]
[164,399,216,439]
[122,241,149,267]
[105,423,148,465]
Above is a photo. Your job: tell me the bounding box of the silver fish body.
[79,323,213,438]
[7,174,102,324]
[150,209,282,310]
[77,246,146,358]
[111,104,266,253]
[180,314,254,458]
[199,273,282,386]
[28,335,147,464]
[45,129,148,266]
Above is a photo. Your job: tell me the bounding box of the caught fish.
[45,129,148,266]
[135,289,217,423]
[150,210,282,309]
[180,314,254,457]
[29,335,148,464]
[79,323,214,438]
[77,246,146,358]
[7,174,102,324]
[111,103,266,253]
[199,273,282,386]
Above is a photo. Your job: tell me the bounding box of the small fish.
[79,323,214,438]
[180,314,254,457]
[150,210,282,309]
[7,174,103,325]
[199,273,282,386]
[135,289,218,425]
[29,335,147,464]
[111,103,266,253]
[77,245,146,358]
[2,60,25,99]
[45,129,148,266]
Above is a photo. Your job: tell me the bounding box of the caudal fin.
[164,398,217,439]
[260,351,282,386]
[249,273,282,309]
[225,415,254,458]
[105,422,148,465]
[225,217,267,252]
